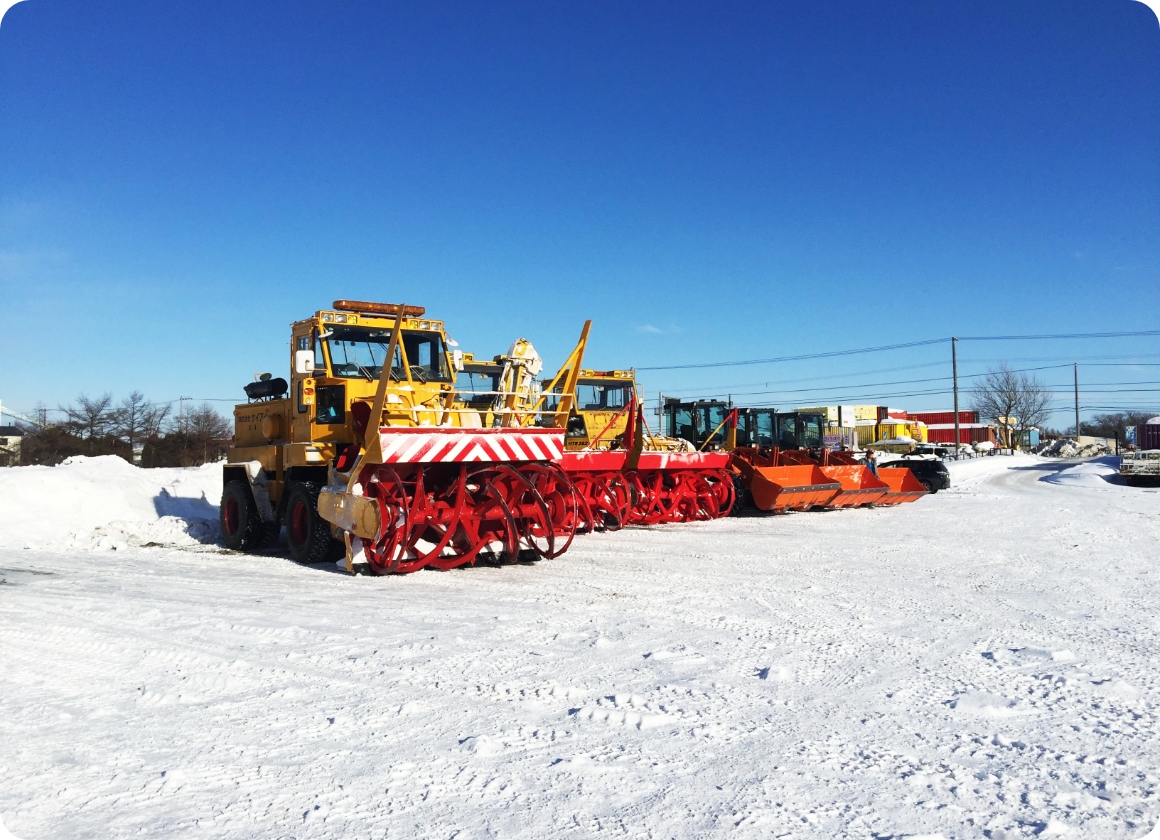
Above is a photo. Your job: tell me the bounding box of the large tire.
[729,474,752,516]
[285,481,341,563]
[221,479,272,552]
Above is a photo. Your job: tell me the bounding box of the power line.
[638,329,1160,372]
[958,330,1160,342]
[636,338,949,371]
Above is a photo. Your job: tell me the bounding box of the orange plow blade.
[875,467,929,505]
[818,465,890,508]
[735,459,840,512]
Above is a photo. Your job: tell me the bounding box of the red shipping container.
[911,411,978,426]
[928,426,995,445]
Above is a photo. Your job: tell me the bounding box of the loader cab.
[770,411,825,450]
[735,408,776,449]
[663,399,733,450]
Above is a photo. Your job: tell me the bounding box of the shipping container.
[909,410,978,426]
[795,405,858,425]
[1140,421,1160,451]
[927,426,995,445]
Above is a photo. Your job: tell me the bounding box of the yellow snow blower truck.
[220,300,581,574]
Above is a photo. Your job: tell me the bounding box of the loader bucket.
[875,467,928,505]
[818,465,890,508]
[741,463,840,512]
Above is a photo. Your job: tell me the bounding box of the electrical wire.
[638,330,1160,372]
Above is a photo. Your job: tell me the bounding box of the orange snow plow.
[816,464,890,508]
[729,450,841,512]
[874,466,929,506]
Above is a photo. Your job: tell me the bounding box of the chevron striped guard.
[377,427,565,464]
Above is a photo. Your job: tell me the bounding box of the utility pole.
[952,337,960,460]
[179,396,193,433]
[1073,363,1080,439]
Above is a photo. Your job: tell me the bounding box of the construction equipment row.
[220,301,926,575]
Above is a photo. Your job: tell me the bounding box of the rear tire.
[285,481,341,563]
[221,480,272,551]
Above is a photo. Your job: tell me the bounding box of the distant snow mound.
[1042,457,1123,488]
[0,456,223,550]
[1035,439,1112,458]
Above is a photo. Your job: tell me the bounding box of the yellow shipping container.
[795,405,858,425]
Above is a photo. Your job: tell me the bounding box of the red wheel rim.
[521,462,579,559]
[290,500,309,546]
[224,496,239,535]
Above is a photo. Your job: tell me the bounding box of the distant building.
[0,425,25,466]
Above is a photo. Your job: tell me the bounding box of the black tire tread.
[286,481,339,563]
[221,479,273,552]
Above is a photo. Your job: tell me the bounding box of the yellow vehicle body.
[550,369,636,451]
[221,300,476,562]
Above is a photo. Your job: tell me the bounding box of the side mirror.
[294,350,315,375]
[452,349,464,372]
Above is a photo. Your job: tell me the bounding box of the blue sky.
[1,1,1158,427]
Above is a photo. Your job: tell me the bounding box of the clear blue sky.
[2,1,1158,427]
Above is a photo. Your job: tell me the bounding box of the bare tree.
[143,401,171,441]
[112,391,150,458]
[185,404,232,464]
[971,364,1052,450]
[61,393,113,449]
[186,404,231,440]
[1082,411,1155,440]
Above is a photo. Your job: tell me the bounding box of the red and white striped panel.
[378,427,565,464]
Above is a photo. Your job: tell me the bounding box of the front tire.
[729,474,751,516]
[221,479,272,551]
[285,481,341,563]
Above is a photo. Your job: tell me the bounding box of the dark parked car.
[881,456,951,493]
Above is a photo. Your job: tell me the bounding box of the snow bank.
[0,456,222,550]
[1041,456,1124,488]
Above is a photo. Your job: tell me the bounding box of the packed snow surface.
[1,455,1159,839]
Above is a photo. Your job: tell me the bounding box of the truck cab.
[541,369,636,451]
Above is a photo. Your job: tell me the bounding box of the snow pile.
[1041,456,1124,488]
[1036,438,1112,458]
[0,455,223,550]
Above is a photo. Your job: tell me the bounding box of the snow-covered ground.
[1,454,1158,839]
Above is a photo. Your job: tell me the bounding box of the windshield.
[324,327,451,383]
[456,369,501,407]
[576,381,632,411]
[797,415,824,448]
